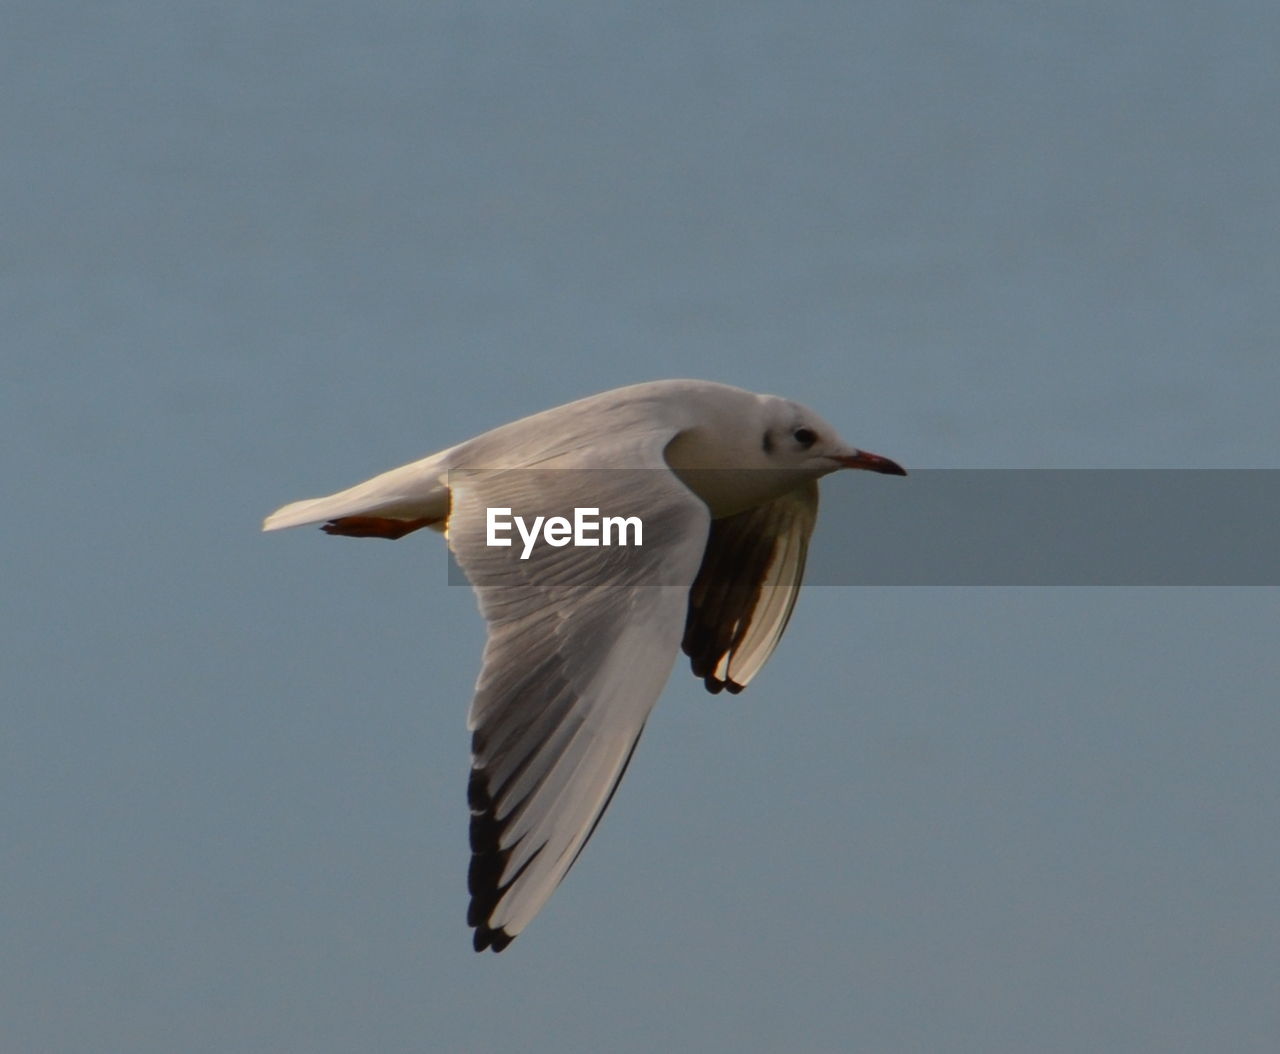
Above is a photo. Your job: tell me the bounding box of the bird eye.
[793,427,817,448]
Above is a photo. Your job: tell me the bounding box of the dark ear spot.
[762,431,774,454]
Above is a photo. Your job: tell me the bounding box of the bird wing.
[446,437,710,950]
[682,480,819,694]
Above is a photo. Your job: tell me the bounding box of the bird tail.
[262,453,450,532]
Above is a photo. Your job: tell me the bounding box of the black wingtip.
[473,924,514,953]
[466,766,508,936]
[467,755,541,954]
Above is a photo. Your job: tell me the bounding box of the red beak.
[833,449,907,476]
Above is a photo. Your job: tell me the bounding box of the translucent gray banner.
[443,470,1280,586]
[811,470,1279,585]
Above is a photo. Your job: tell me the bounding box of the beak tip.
[840,450,907,476]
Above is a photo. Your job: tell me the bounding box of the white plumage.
[264,379,905,951]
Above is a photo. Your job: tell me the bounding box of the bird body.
[264,380,904,950]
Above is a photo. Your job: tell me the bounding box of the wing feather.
[447,445,710,951]
[682,481,818,694]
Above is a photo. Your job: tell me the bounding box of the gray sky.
[5,2,1279,1051]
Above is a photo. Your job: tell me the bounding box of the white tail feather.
[262,454,450,531]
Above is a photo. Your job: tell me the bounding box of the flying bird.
[263,379,905,951]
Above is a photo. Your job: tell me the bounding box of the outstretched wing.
[682,481,818,694]
[447,444,710,951]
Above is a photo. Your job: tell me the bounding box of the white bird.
[263,379,905,952]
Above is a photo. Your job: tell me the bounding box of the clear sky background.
[5,3,1279,1051]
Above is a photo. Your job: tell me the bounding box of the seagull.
[263,379,905,952]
